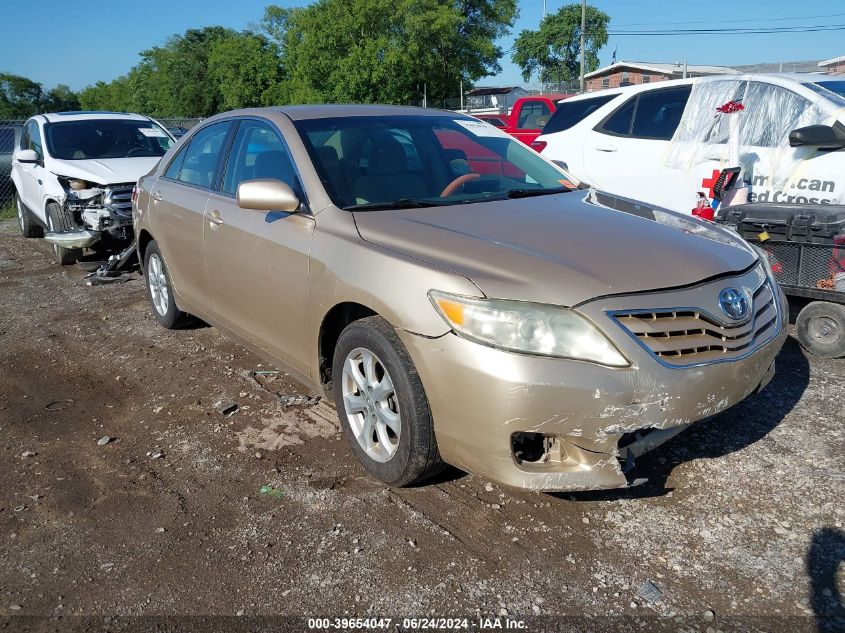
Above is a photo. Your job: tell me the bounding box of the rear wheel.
[16,193,43,238]
[143,240,193,329]
[332,316,444,486]
[45,202,81,265]
[795,301,845,358]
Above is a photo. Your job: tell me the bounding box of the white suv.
[535,74,845,213]
[12,111,175,264]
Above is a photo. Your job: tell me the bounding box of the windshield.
[804,81,845,108]
[295,115,574,210]
[44,119,174,160]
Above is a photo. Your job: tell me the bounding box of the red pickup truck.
[476,95,572,148]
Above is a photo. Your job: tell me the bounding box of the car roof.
[208,104,468,122]
[38,111,152,123]
[571,72,831,102]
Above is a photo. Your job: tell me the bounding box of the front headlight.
[429,290,629,367]
[751,244,777,283]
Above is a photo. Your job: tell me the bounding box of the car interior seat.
[353,136,429,204]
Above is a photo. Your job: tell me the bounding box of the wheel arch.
[137,229,154,268]
[318,302,379,391]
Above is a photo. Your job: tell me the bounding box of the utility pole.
[459,80,463,111]
[542,0,546,18]
[423,83,427,108]
[683,60,688,79]
[579,0,586,93]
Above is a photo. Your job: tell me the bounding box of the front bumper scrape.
[44,229,100,249]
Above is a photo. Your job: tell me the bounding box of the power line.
[606,23,845,36]
[613,11,845,27]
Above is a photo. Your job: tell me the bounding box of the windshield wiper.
[343,198,442,211]
[504,186,571,199]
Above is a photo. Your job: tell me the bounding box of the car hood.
[352,189,758,306]
[48,157,161,186]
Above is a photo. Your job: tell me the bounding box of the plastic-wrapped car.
[535,74,845,214]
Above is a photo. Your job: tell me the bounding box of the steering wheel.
[126,146,150,157]
[440,173,481,197]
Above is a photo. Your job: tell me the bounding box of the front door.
[203,118,314,375]
[17,120,44,217]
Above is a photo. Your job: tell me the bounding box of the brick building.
[584,61,737,92]
[819,55,845,75]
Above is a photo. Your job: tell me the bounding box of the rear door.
[203,118,314,374]
[582,84,692,211]
[152,120,233,309]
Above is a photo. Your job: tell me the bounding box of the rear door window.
[541,94,618,135]
[599,97,636,136]
[597,85,691,140]
[175,121,233,189]
[630,85,691,140]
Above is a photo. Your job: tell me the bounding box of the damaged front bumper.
[51,181,135,249]
[44,229,100,249]
[397,276,788,492]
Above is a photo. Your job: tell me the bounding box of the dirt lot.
[0,219,843,633]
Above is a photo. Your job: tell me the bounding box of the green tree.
[79,77,133,112]
[208,32,284,110]
[261,0,518,106]
[44,84,81,112]
[0,73,44,118]
[512,3,609,84]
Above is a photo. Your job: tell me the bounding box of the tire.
[143,240,193,329]
[45,202,81,265]
[332,315,444,486]
[16,193,43,238]
[795,301,845,358]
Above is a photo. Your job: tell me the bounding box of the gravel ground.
[0,219,843,633]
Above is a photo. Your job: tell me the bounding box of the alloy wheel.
[147,253,170,317]
[341,347,401,463]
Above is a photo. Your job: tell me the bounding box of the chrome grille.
[611,280,779,366]
[104,184,134,217]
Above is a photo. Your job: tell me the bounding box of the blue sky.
[1,0,843,92]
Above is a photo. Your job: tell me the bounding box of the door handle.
[208,210,224,227]
[595,145,617,153]
[151,190,163,202]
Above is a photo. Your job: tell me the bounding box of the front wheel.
[332,316,444,486]
[795,301,845,358]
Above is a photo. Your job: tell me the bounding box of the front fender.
[306,207,481,377]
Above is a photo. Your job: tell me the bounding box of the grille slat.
[612,280,779,367]
[105,185,134,217]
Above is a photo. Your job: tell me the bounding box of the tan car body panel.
[135,105,787,491]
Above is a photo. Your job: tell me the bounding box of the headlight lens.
[429,290,629,367]
[751,244,777,282]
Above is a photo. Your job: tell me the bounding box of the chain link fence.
[0,117,203,220]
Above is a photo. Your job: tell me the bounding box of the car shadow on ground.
[807,527,845,632]
[558,336,811,501]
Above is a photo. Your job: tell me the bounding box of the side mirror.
[236,179,300,213]
[789,124,845,149]
[15,149,39,164]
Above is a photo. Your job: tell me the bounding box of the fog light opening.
[511,432,549,464]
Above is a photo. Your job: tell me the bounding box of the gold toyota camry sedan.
[133,105,787,491]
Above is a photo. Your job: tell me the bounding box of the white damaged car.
[11,112,175,264]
